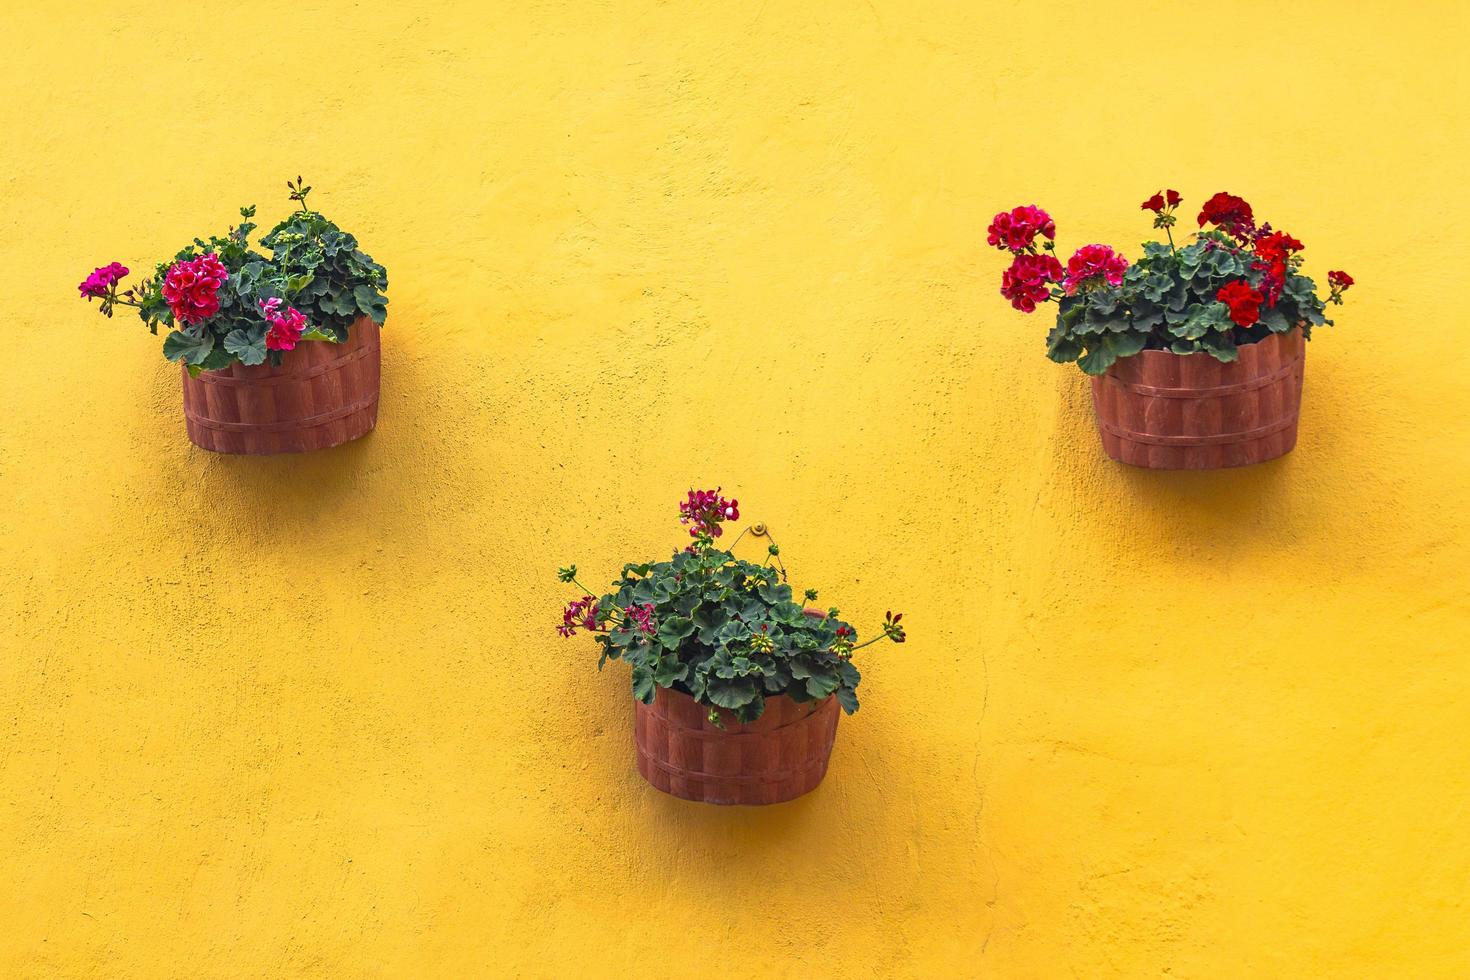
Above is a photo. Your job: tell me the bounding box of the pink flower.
[986,205,1056,252]
[161,253,228,324]
[1062,244,1129,295]
[558,596,601,638]
[1000,253,1063,313]
[624,603,656,635]
[259,297,308,352]
[78,262,129,298]
[678,488,739,539]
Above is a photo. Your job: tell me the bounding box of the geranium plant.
[558,489,906,723]
[77,178,388,374]
[988,191,1353,374]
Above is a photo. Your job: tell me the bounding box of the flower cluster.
[78,262,129,299]
[1327,270,1354,305]
[1062,244,1129,295]
[624,602,656,636]
[678,487,739,539]
[1198,192,1255,238]
[1216,280,1266,328]
[985,204,1132,313]
[259,297,308,351]
[161,253,229,325]
[986,205,1056,251]
[1252,230,1304,305]
[559,596,601,638]
[1000,253,1063,312]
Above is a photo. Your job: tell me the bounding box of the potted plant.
[988,191,1354,469]
[558,489,906,805]
[77,178,389,455]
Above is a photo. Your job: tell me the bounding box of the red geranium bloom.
[1000,253,1063,312]
[1217,280,1265,327]
[1328,270,1354,290]
[986,205,1056,252]
[1166,189,1182,207]
[1062,244,1129,295]
[1141,192,1166,213]
[1252,230,1304,305]
[161,253,228,325]
[1198,192,1255,236]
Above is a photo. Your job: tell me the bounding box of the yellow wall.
[2,1,1468,976]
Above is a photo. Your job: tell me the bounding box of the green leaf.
[1078,332,1146,375]
[162,329,215,365]
[805,671,840,699]
[223,329,267,366]
[836,687,859,714]
[707,676,757,709]
[631,665,655,703]
[654,659,688,687]
[300,327,339,343]
[655,615,695,650]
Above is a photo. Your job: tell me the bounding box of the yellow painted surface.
[2,1,1468,975]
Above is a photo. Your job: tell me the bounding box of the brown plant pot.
[634,686,839,805]
[179,316,381,455]
[1089,328,1305,470]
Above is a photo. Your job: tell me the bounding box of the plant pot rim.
[1117,325,1301,368]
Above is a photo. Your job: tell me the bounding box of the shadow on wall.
[1052,350,1384,568]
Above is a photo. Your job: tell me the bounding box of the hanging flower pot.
[77,177,389,456]
[1090,326,1304,469]
[180,314,380,455]
[986,190,1354,470]
[558,490,907,806]
[634,665,840,805]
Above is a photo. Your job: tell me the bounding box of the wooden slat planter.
[180,316,380,455]
[634,686,839,805]
[1089,328,1305,470]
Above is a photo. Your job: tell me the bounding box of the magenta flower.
[259,297,308,351]
[1061,244,1129,295]
[986,205,1056,252]
[1000,253,1063,313]
[678,488,739,539]
[558,596,601,638]
[78,262,129,299]
[624,603,656,635]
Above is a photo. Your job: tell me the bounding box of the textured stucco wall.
[2,1,1468,976]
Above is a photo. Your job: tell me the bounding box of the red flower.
[1198,192,1255,237]
[1061,244,1129,295]
[1000,253,1063,312]
[1166,189,1182,207]
[161,253,228,325]
[1217,280,1265,327]
[1141,192,1166,213]
[1328,270,1354,290]
[1251,231,1303,305]
[986,205,1056,252]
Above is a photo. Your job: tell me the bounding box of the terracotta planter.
[1089,328,1305,470]
[179,316,381,455]
[634,686,839,805]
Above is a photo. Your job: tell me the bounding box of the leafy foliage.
[1045,233,1330,375]
[560,498,906,724]
[84,181,388,373]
